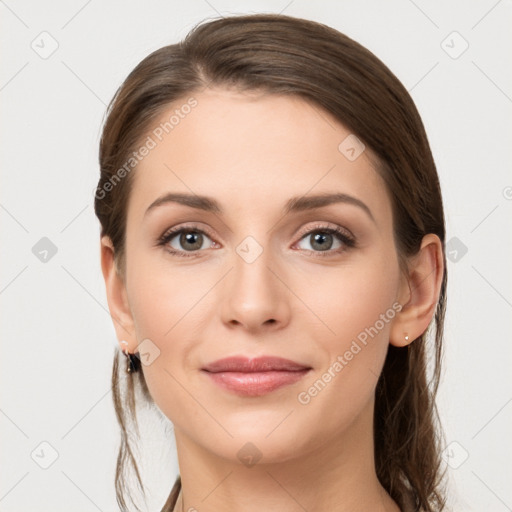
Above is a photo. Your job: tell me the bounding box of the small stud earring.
[404,334,409,342]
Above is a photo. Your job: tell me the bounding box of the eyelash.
[157,223,356,258]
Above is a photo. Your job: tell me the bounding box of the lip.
[202,356,311,373]
[201,356,312,397]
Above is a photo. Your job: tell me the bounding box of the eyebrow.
[144,192,376,224]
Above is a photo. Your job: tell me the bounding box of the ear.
[390,234,444,347]
[100,235,137,352]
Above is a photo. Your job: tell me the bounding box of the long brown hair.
[95,13,447,512]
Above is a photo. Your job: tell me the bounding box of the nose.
[220,246,291,334]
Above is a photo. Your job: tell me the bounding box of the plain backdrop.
[1,1,511,511]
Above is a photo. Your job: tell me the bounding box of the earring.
[120,341,137,373]
[404,334,409,342]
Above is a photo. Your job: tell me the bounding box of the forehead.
[128,88,392,226]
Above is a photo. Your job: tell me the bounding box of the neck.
[171,398,400,512]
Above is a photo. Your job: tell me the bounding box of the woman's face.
[120,88,407,463]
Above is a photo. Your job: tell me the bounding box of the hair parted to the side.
[94,13,447,512]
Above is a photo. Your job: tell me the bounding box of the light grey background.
[1,1,511,511]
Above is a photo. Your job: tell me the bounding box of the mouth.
[201,356,312,397]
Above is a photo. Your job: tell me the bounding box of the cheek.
[303,256,398,347]
[295,259,398,414]
[124,254,214,418]
[127,251,208,340]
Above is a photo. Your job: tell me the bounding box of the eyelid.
[294,221,354,241]
[158,222,218,243]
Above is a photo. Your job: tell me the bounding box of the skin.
[101,88,444,512]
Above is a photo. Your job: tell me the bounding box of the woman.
[95,13,447,512]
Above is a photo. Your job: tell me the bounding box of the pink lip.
[201,356,312,397]
[202,355,310,373]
